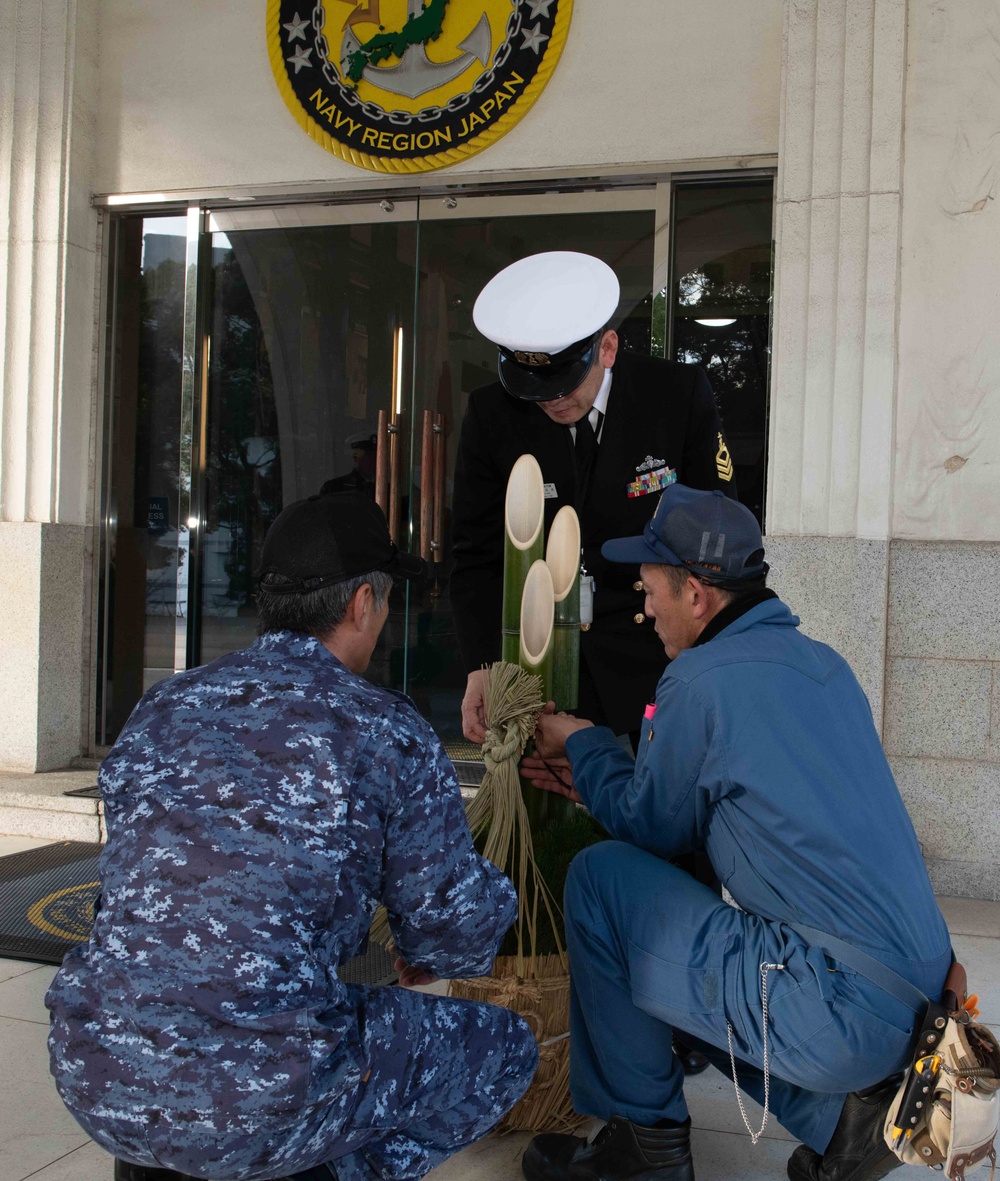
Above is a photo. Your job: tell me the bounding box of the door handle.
[432,412,445,563]
[420,410,434,562]
[375,408,390,523]
[376,408,404,547]
[387,414,402,548]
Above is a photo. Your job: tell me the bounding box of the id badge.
[580,576,595,628]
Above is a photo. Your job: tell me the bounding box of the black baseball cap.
[259,491,426,594]
[602,485,768,583]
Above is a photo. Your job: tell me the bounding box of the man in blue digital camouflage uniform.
[520,485,952,1181]
[46,491,538,1181]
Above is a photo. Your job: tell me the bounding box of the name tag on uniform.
[543,482,558,499]
[626,465,676,498]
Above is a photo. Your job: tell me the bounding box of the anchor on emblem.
[340,0,493,100]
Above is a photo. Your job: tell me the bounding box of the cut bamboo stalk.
[503,454,545,664]
[519,545,576,847]
[546,506,581,712]
[519,559,555,704]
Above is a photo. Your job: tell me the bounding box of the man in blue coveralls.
[46,491,538,1181]
[520,484,951,1181]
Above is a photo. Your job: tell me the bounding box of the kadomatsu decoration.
[448,455,600,1134]
[267,0,574,174]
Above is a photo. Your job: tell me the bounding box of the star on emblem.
[287,44,314,74]
[524,0,555,18]
[283,12,310,42]
[521,22,549,54]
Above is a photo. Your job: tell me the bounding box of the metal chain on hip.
[726,961,786,1145]
[309,2,522,125]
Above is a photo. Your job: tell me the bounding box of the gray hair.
[660,563,767,605]
[256,570,393,639]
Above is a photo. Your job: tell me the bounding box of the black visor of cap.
[497,334,599,402]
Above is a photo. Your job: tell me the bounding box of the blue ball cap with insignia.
[602,485,768,583]
[473,252,620,402]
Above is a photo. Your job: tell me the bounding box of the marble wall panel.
[0,522,87,772]
[762,534,889,724]
[888,541,1000,661]
[892,756,1000,901]
[884,657,993,760]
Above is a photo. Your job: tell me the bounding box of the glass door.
[405,187,668,742]
[196,200,420,691]
[97,177,774,751]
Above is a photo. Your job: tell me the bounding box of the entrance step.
[0,770,103,843]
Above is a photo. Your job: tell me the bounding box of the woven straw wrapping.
[449,954,584,1133]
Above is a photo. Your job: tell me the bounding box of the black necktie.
[573,412,600,508]
[574,413,598,466]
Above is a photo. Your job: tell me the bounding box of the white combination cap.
[473,251,620,353]
[473,252,621,401]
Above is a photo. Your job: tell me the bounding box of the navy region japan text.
[308,72,525,156]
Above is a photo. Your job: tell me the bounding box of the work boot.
[673,1037,710,1076]
[522,1116,694,1181]
[786,1079,903,1181]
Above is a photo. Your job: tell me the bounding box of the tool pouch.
[883,964,1000,1179]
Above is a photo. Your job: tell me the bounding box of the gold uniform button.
[633,613,645,624]
[633,580,643,592]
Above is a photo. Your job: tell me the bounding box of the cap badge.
[514,351,553,367]
[635,455,666,473]
[716,433,734,482]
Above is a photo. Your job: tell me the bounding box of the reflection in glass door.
[670,179,774,522]
[97,214,190,743]
[197,203,419,691]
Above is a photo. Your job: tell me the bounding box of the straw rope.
[368,661,578,1131]
[465,661,566,975]
[451,953,581,1133]
[450,663,580,1132]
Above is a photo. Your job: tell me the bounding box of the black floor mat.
[0,842,397,983]
[0,840,102,965]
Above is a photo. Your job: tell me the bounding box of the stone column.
[766,0,907,715]
[0,0,101,771]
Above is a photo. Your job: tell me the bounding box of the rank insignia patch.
[268,0,574,174]
[627,465,677,499]
[716,433,734,482]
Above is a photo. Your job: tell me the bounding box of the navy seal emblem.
[267,0,574,173]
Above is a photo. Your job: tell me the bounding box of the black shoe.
[786,1079,903,1181]
[114,1163,201,1181]
[672,1038,710,1077]
[522,1116,694,1181]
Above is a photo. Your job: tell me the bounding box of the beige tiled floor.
[1,834,996,1181]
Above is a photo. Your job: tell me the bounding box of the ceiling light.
[106,193,168,206]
